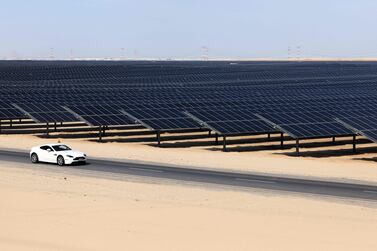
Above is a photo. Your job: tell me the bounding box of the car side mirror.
[47,149,52,152]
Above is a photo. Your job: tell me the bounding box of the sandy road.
[1,149,377,201]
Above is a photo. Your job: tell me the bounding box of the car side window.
[40,146,53,151]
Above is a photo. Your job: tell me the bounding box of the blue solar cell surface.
[122,108,201,130]
[1,61,377,139]
[65,104,135,126]
[206,120,276,135]
[336,116,377,143]
[337,116,377,131]
[281,122,353,139]
[140,118,202,131]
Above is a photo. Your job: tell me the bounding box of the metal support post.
[296,139,300,156]
[157,131,161,146]
[352,135,356,153]
[46,123,49,137]
[223,136,227,152]
[280,133,284,149]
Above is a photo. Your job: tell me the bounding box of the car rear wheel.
[31,153,39,164]
[57,156,65,166]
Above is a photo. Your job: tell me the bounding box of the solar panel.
[80,114,133,126]
[0,108,26,120]
[13,103,81,123]
[30,111,79,123]
[3,61,377,146]
[16,103,64,113]
[0,101,17,109]
[337,116,377,131]
[206,120,276,135]
[360,130,377,143]
[259,111,332,125]
[67,104,124,116]
[257,110,356,139]
[124,108,186,120]
[65,104,135,126]
[121,108,201,131]
[140,117,202,131]
[187,109,260,122]
[185,109,277,135]
[280,122,353,139]
[336,116,377,143]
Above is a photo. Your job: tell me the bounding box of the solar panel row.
[0,108,25,120]
[3,61,377,146]
[337,116,377,143]
[206,120,276,135]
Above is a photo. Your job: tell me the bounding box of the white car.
[30,144,87,166]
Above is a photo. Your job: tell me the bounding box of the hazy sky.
[1,0,377,59]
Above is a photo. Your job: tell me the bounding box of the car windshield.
[52,145,71,151]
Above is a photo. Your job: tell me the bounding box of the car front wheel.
[31,153,39,164]
[57,156,65,166]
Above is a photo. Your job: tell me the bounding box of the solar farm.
[1,60,377,155]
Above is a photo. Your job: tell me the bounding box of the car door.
[39,146,56,163]
[45,146,58,163]
[38,146,49,162]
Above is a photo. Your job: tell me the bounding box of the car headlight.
[66,155,74,158]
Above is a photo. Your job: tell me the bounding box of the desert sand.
[0,160,377,251]
[2,133,377,250]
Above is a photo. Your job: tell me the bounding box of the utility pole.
[296,45,301,61]
[49,47,55,60]
[133,49,139,60]
[201,46,209,61]
[70,49,74,60]
[120,48,126,60]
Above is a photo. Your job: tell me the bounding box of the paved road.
[1,149,377,201]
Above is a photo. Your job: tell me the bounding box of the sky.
[1,0,377,59]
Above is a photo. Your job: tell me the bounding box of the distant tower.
[201,46,209,61]
[133,50,139,60]
[70,49,74,60]
[120,48,126,60]
[296,46,301,61]
[49,47,55,60]
[288,46,292,60]
[11,50,19,60]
